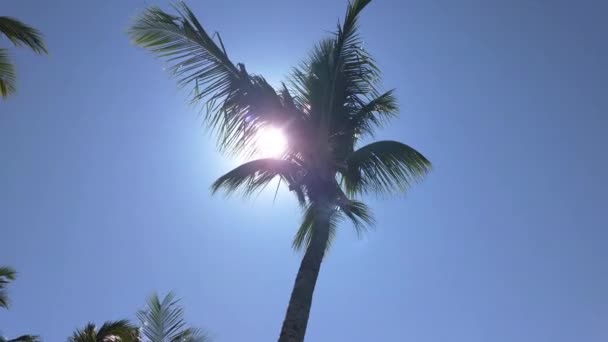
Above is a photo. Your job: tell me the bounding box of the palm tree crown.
[130,1,431,341]
[68,320,136,342]
[0,16,47,98]
[129,0,430,250]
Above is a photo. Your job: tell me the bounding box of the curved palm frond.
[287,0,381,161]
[0,266,16,309]
[343,140,431,196]
[330,90,399,162]
[292,198,374,251]
[5,335,41,342]
[0,48,16,98]
[9,336,40,342]
[129,2,290,156]
[68,320,135,342]
[212,158,305,202]
[0,17,47,54]
[339,198,375,237]
[350,89,398,137]
[137,292,211,342]
[96,320,137,342]
[292,203,339,251]
[329,0,379,128]
[68,323,96,342]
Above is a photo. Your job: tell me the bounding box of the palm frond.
[129,2,290,156]
[169,328,210,342]
[339,199,374,237]
[343,140,431,196]
[292,197,374,251]
[0,49,16,98]
[0,266,16,309]
[337,0,372,51]
[68,323,97,342]
[292,204,340,251]
[350,90,398,137]
[128,2,240,89]
[0,17,47,54]
[211,158,304,200]
[287,0,378,151]
[326,0,379,125]
[6,335,41,342]
[137,292,211,342]
[96,320,137,342]
[0,266,16,281]
[330,90,399,162]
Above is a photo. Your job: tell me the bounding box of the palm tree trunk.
[278,207,331,342]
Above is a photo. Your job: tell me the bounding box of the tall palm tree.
[0,335,41,342]
[0,16,47,98]
[0,266,17,309]
[129,1,431,341]
[68,320,136,342]
[136,292,211,342]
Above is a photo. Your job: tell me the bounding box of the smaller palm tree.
[0,266,17,309]
[137,292,211,342]
[68,320,137,342]
[0,335,41,342]
[0,16,47,98]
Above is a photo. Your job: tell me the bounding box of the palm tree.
[0,335,41,342]
[136,292,211,342]
[0,16,47,98]
[0,266,17,309]
[129,0,431,341]
[68,320,137,342]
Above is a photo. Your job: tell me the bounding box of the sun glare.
[256,126,288,158]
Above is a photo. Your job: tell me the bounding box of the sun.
[256,126,288,158]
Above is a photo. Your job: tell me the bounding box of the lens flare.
[256,126,287,158]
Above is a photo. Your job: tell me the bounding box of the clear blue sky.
[1,0,606,341]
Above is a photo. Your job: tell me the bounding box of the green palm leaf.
[129,2,292,157]
[68,320,136,342]
[0,48,16,98]
[292,198,374,251]
[137,292,211,342]
[339,198,375,236]
[0,17,47,54]
[0,266,17,309]
[350,90,398,137]
[3,335,41,342]
[343,140,431,195]
[212,158,305,202]
[0,16,47,99]
[292,203,338,251]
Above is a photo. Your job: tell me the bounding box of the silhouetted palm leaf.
[68,320,136,342]
[129,2,291,157]
[0,16,47,98]
[0,17,47,54]
[4,335,41,342]
[0,49,16,97]
[0,266,16,309]
[211,158,305,202]
[343,140,431,196]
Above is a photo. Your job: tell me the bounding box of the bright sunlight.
[256,126,288,158]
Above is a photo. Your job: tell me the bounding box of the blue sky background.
[1,0,606,341]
